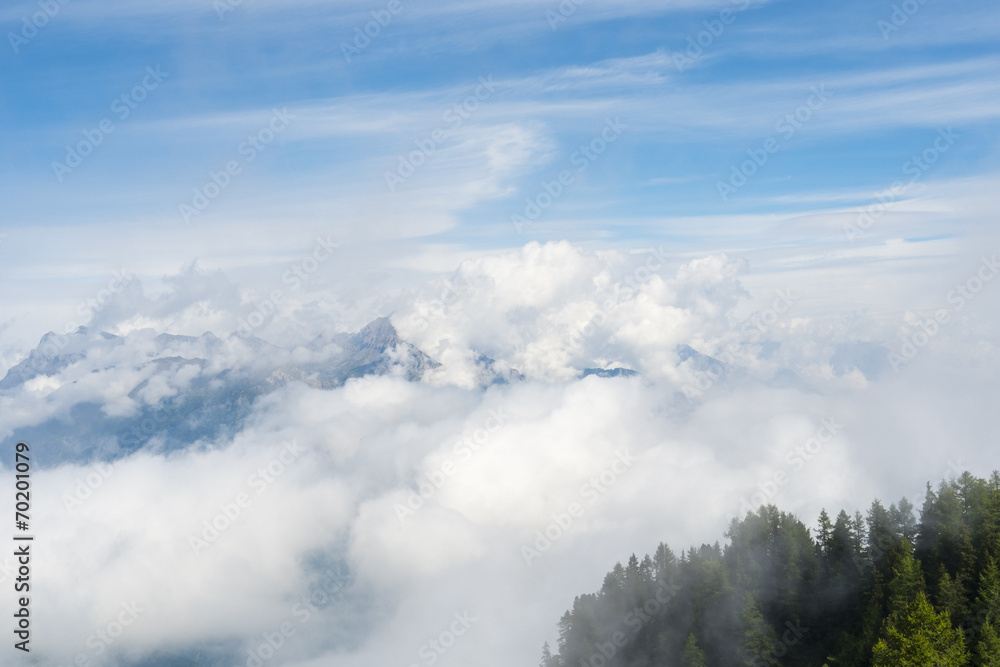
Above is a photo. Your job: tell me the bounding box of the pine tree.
[817,509,833,557]
[852,511,867,563]
[917,482,941,568]
[868,500,898,573]
[829,510,855,576]
[741,592,778,666]
[890,497,918,542]
[857,568,889,650]
[938,567,970,626]
[886,539,925,618]
[653,542,679,594]
[538,472,1000,667]
[682,633,708,667]
[976,555,1000,623]
[936,483,967,577]
[627,553,641,578]
[540,641,560,667]
[976,620,1000,667]
[871,592,969,666]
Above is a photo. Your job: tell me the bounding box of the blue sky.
[1,0,999,345]
[4,3,1000,664]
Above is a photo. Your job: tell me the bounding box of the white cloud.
[0,239,998,665]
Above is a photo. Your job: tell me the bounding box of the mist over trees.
[541,472,1000,667]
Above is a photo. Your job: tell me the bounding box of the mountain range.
[0,315,886,467]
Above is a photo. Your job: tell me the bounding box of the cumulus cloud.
[392,241,754,386]
[0,241,997,666]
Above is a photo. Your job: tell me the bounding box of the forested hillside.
[541,472,1000,667]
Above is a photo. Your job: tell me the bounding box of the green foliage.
[976,554,1000,624]
[741,593,778,666]
[871,592,969,666]
[682,633,708,667]
[886,539,924,617]
[938,568,971,624]
[976,621,1000,667]
[541,471,1000,667]
[890,497,918,542]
